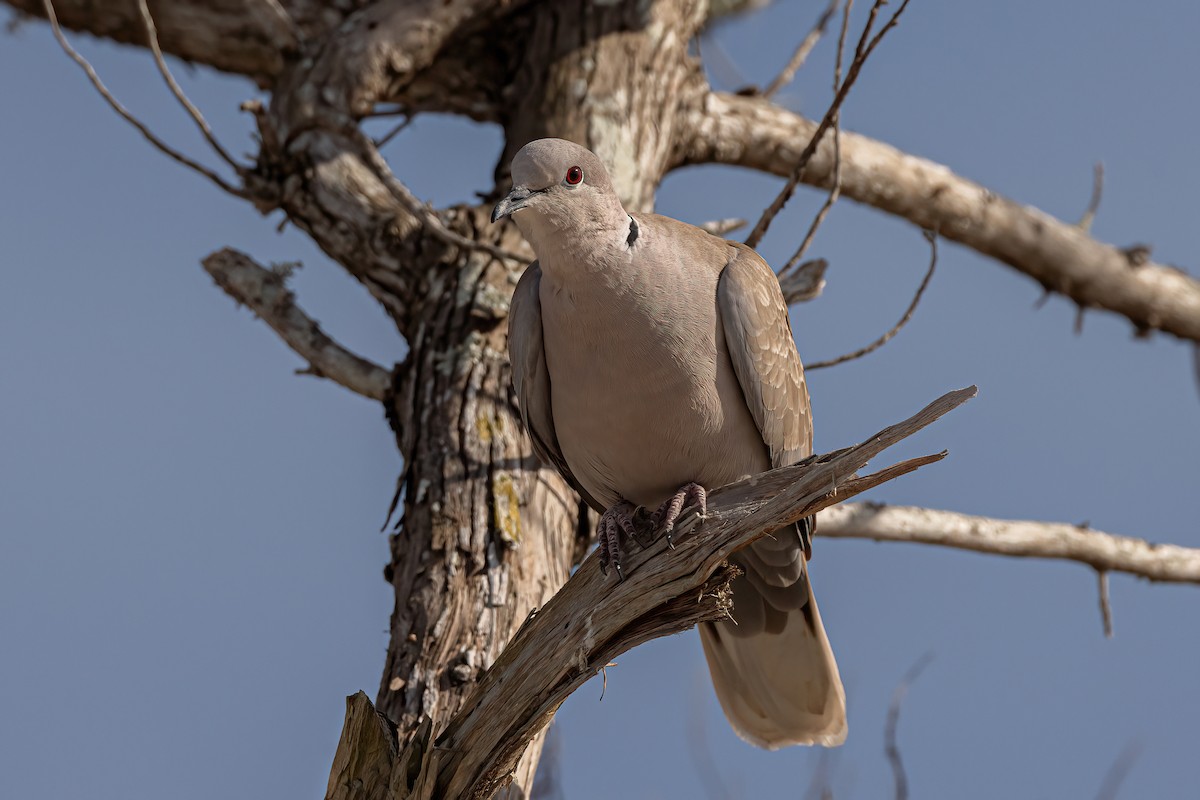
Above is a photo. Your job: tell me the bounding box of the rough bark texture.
[15,0,1200,797]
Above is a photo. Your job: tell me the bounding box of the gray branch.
[203,248,392,402]
[819,503,1200,584]
[678,91,1200,343]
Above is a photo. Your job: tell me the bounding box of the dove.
[494,138,846,748]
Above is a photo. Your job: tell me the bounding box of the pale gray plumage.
[497,138,846,748]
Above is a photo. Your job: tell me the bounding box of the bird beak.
[491,186,538,223]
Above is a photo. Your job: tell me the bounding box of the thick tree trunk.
[369,2,707,793]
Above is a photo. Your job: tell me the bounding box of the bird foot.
[651,482,708,549]
[597,500,639,581]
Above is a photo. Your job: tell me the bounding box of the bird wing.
[707,243,845,748]
[717,242,813,469]
[716,241,814,612]
[508,261,605,513]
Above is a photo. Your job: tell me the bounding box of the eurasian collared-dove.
[493,138,846,748]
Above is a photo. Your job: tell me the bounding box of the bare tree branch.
[761,0,839,99]
[818,503,1200,585]
[374,114,414,149]
[202,248,393,402]
[331,386,977,799]
[134,0,243,171]
[40,0,245,197]
[678,91,1200,342]
[1095,741,1143,800]
[744,0,912,249]
[778,0,851,284]
[347,127,529,264]
[884,653,933,800]
[1097,570,1114,638]
[11,0,316,80]
[1078,161,1104,234]
[808,230,937,369]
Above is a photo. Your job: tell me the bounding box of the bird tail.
[699,563,847,749]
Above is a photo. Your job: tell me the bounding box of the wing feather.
[717,243,813,469]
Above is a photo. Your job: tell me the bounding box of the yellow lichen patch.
[492,472,521,544]
[476,412,506,444]
[476,412,495,443]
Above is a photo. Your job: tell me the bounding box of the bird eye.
[564,166,584,186]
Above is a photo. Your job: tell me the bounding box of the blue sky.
[2,1,1197,798]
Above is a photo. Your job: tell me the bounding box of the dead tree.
[10,0,1200,797]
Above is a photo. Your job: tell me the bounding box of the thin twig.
[40,0,244,197]
[762,0,840,99]
[778,0,853,278]
[808,229,937,370]
[745,0,912,249]
[1097,570,1114,638]
[835,0,854,96]
[347,127,529,264]
[1095,741,1143,800]
[374,114,414,148]
[1078,161,1105,233]
[885,653,934,800]
[781,117,840,275]
[854,0,887,60]
[135,0,242,170]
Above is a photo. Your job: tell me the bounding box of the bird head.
[491,139,626,249]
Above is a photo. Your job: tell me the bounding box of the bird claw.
[652,482,708,547]
[597,486,708,579]
[597,501,638,582]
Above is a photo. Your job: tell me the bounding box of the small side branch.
[40,0,244,197]
[202,248,393,402]
[135,0,242,171]
[745,0,912,249]
[807,229,937,369]
[762,0,840,99]
[884,654,933,800]
[346,127,528,265]
[1077,162,1104,233]
[818,503,1200,585]
[1096,570,1114,638]
[777,0,851,284]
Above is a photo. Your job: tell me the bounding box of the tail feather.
[699,566,846,749]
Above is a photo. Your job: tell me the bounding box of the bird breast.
[538,260,769,511]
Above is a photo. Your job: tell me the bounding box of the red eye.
[565,166,584,185]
